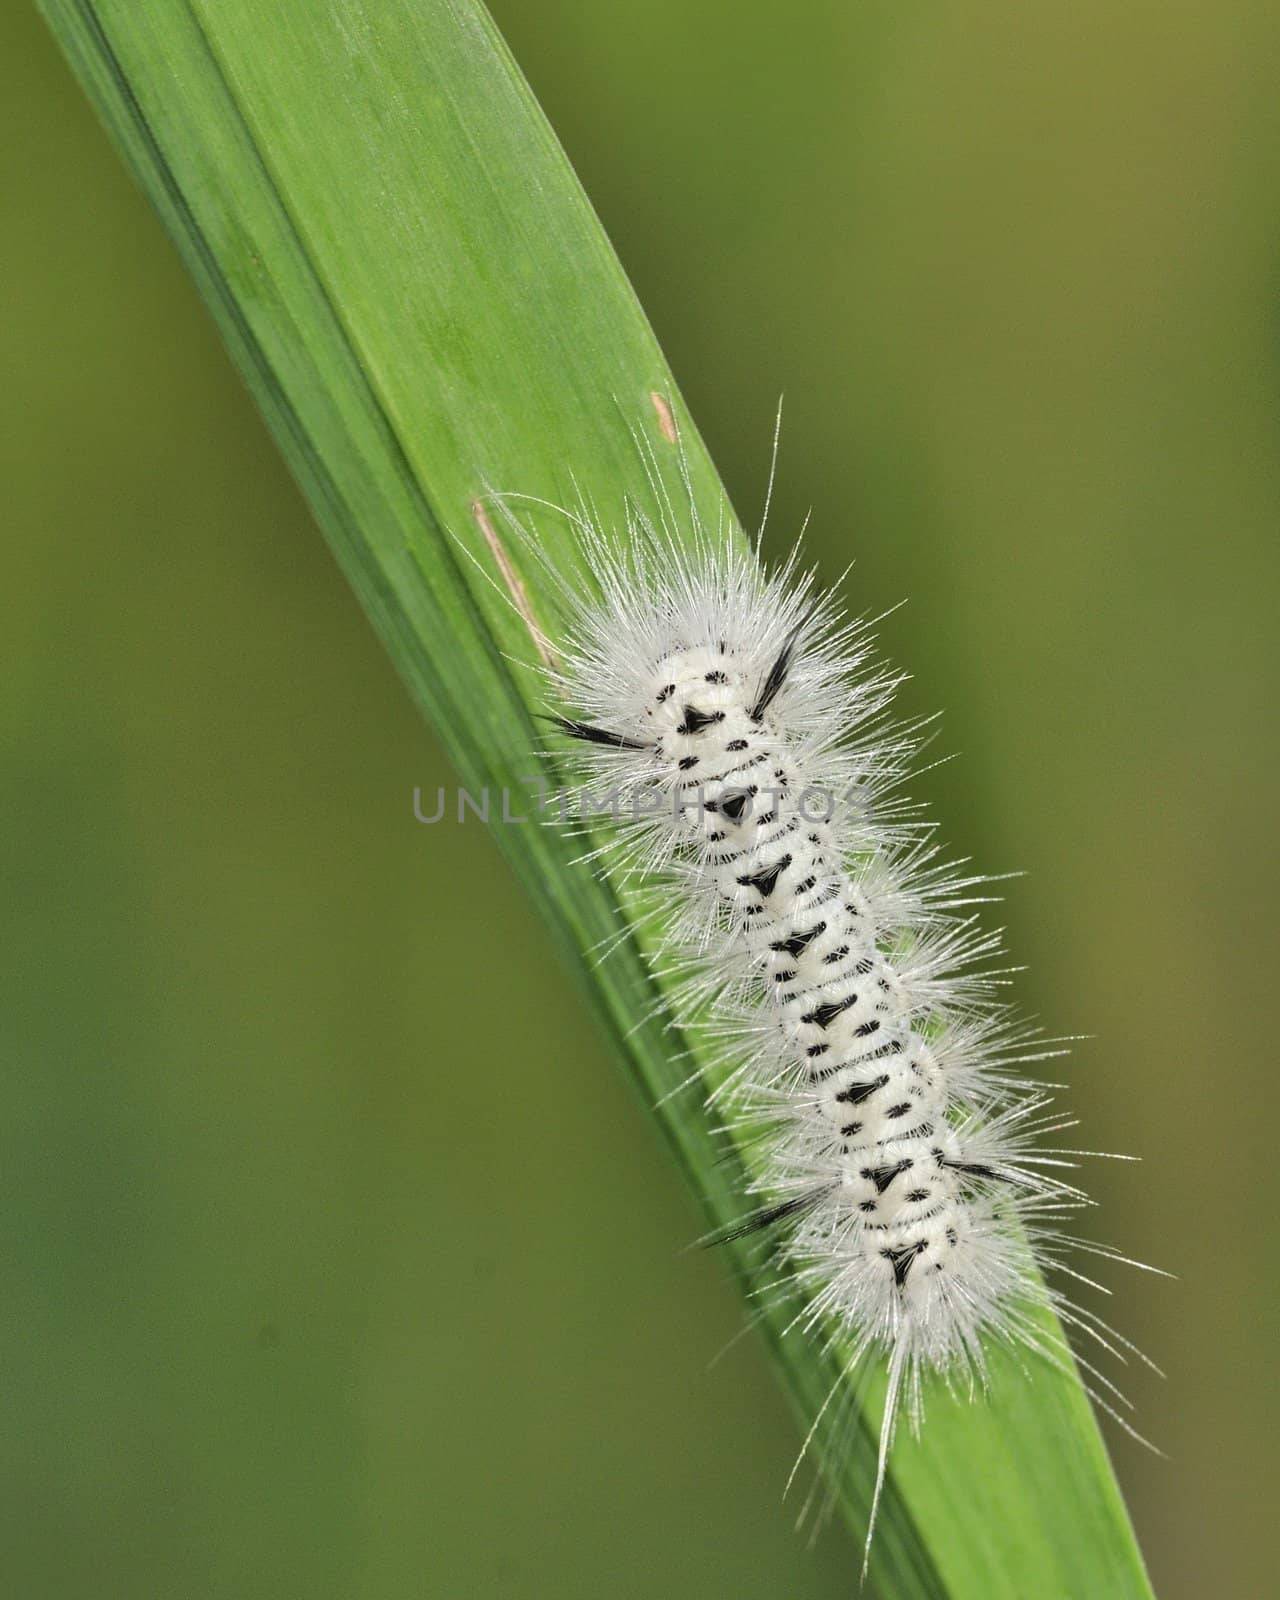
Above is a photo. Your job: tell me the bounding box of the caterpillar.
[489,419,1150,1562]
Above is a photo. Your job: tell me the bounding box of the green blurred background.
[4,3,1277,1596]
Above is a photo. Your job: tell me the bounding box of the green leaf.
[37,3,1154,1594]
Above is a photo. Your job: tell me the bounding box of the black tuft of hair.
[749,625,803,720]
[550,716,649,752]
[701,1188,829,1247]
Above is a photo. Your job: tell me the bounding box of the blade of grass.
[37,3,1154,1594]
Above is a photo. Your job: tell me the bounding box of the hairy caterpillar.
[488,419,1151,1562]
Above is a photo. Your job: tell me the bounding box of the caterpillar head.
[645,644,742,736]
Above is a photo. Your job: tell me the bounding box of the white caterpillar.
[492,435,1148,1559]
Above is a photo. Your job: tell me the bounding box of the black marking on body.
[881,1239,927,1287]
[850,1039,902,1065]
[771,922,825,960]
[835,1073,888,1105]
[726,738,748,751]
[737,853,791,898]
[862,1158,912,1195]
[728,750,771,775]
[678,704,724,735]
[803,992,858,1028]
[719,790,752,823]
